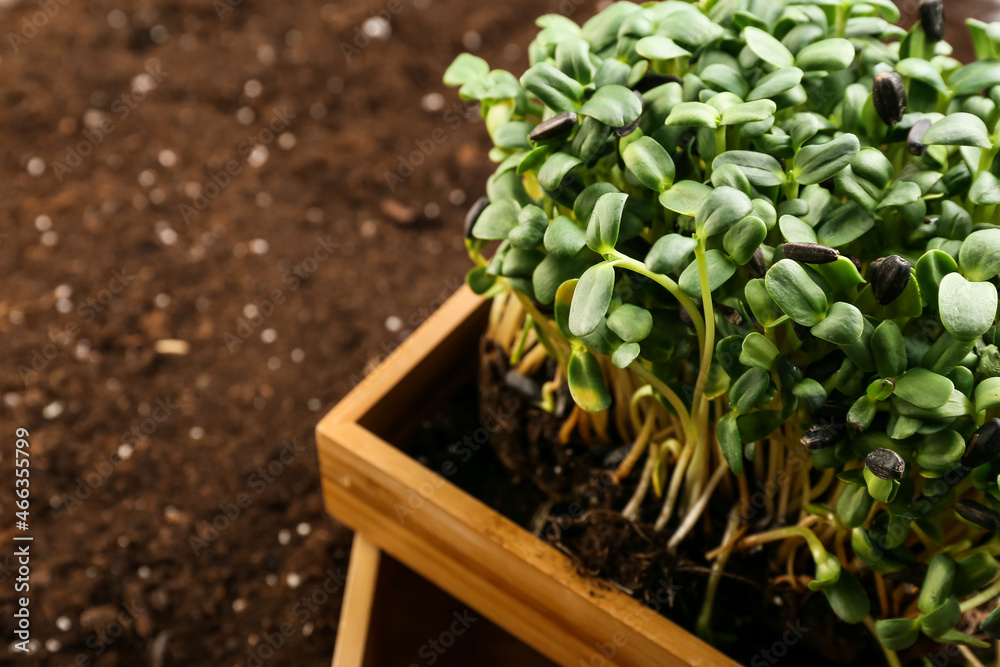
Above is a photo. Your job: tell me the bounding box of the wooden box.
[317,286,738,666]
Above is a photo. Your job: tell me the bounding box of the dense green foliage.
[447,0,1000,655]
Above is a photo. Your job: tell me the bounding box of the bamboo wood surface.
[331,533,381,667]
[317,286,738,667]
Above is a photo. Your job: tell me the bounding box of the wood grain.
[331,533,381,667]
[317,286,738,667]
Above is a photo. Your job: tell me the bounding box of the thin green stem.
[608,253,707,353]
[834,3,847,39]
[691,242,716,425]
[710,127,726,176]
[512,291,571,367]
[631,363,697,447]
[509,314,533,365]
[742,524,825,556]
[685,242,717,501]
[979,147,998,180]
[466,242,489,268]
[696,509,740,641]
[960,577,1000,613]
[782,167,799,202]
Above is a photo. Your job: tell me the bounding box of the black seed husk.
[869,255,912,305]
[908,118,933,156]
[920,0,945,43]
[530,111,579,143]
[464,195,490,239]
[613,91,644,137]
[866,447,906,480]
[801,421,842,450]
[777,355,803,384]
[714,303,743,325]
[964,418,1000,468]
[782,242,840,264]
[504,370,542,402]
[614,117,642,138]
[868,257,884,282]
[957,499,1000,530]
[634,73,683,93]
[554,381,571,418]
[873,72,907,127]
[746,247,766,278]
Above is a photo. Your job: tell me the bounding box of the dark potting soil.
[0,1,559,665]
[404,339,887,666]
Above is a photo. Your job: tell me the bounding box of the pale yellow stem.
[668,463,730,553]
[614,410,657,481]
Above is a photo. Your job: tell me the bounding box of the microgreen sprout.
[447,0,1000,657]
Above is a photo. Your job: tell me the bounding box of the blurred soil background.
[0,0,991,665]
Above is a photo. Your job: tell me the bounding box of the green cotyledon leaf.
[920,112,992,148]
[744,26,794,68]
[794,134,861,185]
[679,250,737,298]
[569,262,615,337]
[622,136,675,192]
[765,259,829,326]
[645,234,697,274]
[717,412,743,474]
[960,229,1000,282]
[695,186,753,237]
[586,192,628,255]
[938,273,998,341]
[578,85,642,126]
[796,38,855,72]
[520,62,585,113]
[723,216,767,265]
[811,302,864,346]
[894,368,954,409]
[567,347,612,412]
[606,304,652,343]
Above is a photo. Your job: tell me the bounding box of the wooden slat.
[320,286,488,432]
[331,533,381,667]
[318,421,737,667]
[317,284,738,667]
